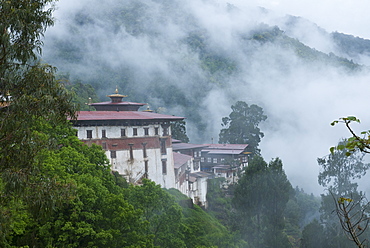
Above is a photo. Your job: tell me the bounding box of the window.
[121,128,126,137]
[87,130,92,139]
[110,150,116,158]
[142,143,147,158]
[207,157,212,163]
[154,127,159,135]
[162,160,167,174]
[102,129,106,138]
[102,142,107,150]
[163,127,168,136]
[129,144,134,160]
[213,158,218,163]
[201,157,204,163]
[144,128,149,136]
[221,158,225,163]
[193,151,198,157]
[160,139,167,155]
[133,128,138,136]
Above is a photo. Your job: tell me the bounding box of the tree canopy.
[0,0,77,241]
[318,139,370,196]
[232,156,292,247]
[301,139,370,248]
[171,120,190,143]
[219,101,267,156]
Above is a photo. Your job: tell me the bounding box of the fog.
[228,0,370,39]
[43,0,370,195]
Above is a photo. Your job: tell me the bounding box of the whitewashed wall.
[75,124,175,189]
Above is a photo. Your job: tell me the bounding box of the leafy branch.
[330,116,370,155]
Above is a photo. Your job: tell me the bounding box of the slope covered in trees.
[3,122,245,247]
[41,0,370,144]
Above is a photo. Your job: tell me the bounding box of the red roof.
[190,171,213,178]
[202,149,245,155]
[172,143,208,150]
[173,152,192,169]
[76,111,184,121]
[204,144,248,150]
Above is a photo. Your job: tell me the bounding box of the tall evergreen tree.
[233,156,292,247]
[219,101,267,156]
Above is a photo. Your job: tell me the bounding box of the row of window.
[104,138,167,156]
[200,157,226,163]
[86,127,165,139]
[108,139,167,159]
[200,157,249,164]
[193,151,201,157]
[109,143,149,160]
[110,150,167,175]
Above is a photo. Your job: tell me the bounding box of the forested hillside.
[43,0,369,142]
[42,0,370,194]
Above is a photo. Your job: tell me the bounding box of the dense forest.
[2,0,370,247]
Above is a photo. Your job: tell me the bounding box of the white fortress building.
[72,89,184,189]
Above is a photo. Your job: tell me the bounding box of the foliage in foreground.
[302,139,370,248]
[0,0,77,244]
[1,123,245,247]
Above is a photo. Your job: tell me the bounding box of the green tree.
[318,140,370,196]
[206,177,233,227]
[330,117,370,247]
[171,119,190,143]
[316,139,370,248]
[62,78,100,111]
[0,0,76,242]
[301,219,326,248]
[232,155,268,245]
[233,156,292,247]
[168,188,248,248]
[219,101,267,156]
[8,126,153,247]
[125,179,186,248]
[284,187,321,244]
[263,158,293,248]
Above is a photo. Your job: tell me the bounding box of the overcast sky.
[228,0,370,38]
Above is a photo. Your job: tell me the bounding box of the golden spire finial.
[144,103,153,112]
[85,97,92,105]
[115,85,119,94]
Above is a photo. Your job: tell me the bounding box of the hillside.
[43,0,367,141]
[43,0,370,194]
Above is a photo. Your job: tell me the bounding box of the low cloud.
[43,0,370,195]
